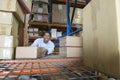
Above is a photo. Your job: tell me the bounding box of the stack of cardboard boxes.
[52,4,83,24]
[59,36,83,57]
[0,0,32,59]
[31,0,48,22]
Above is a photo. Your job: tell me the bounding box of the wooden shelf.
[28,22,78,29]
[31,12,49,15]
[53,0,86,8]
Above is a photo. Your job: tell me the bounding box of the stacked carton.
[16,47,45,59]
[0,0,32,59]
[52,4,83,24]
[59,36,83,57]
[0,12,19,59]
[31,1,48,22]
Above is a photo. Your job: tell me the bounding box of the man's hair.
[42,32,51,37]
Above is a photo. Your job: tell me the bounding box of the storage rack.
[0,58,99,80]
[28,0,90,42]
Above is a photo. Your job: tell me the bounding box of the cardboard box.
[57,32,62,37]
[70,8,83,24]
[0,35,18,47]
[0,0,25,22]
[34,28,39,32]
[34,33,39,37]
[59,47,83,57]
[0,12,19,36]
[59,36,83,47]
[23,27,29,46]
[29,28,34,32]
[0,48,14,59]
[0,12,13,24]
[52,4,82,24]
[0,24,12,35]
[83,0,120,78]
[0,35,13,47]
[29,33,34,37]
[33,14,48,22]
[32,3,48,14]
[52,4,66,23]
[16,47,45,59]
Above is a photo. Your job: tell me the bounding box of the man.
[31,32,55,57]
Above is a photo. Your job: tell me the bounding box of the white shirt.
[31,38,55,54]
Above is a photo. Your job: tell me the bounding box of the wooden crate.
[83,0,120,78]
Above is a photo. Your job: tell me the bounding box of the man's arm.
[47,43,55,54]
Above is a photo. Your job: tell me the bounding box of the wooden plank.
[83,0,120,78]
[52,0,86,8]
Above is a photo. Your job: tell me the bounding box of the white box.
[57,32,62,37]
[29,28,34,32]
[0,12,19,36]
[34,28,39,32]
[29,33,34,37]
[0,35,13,47]
[51,29,57,38]
[0,24,12,35]
[0,48,14,59]
[34,33,39,37]
[0,12,13,24]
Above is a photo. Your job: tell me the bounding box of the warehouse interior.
[0,0,120,80]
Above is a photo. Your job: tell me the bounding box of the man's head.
[42,32,51,43]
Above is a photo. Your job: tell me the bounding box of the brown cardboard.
[59,36,83,47]
[0,48,14,59]
[0,12,13,24]
[59,47,83,57]
[52,4,82,24]
[16,47,46,59]
[0,11,19,36]
[32,3,48,14]
[33,14,48,22]
[83,0,120,78]
[0,0,25,22]
[0,35,13,47]
[0,35,18,47]
[0,24,12,35]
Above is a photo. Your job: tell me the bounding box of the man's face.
[43,33,50,43]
